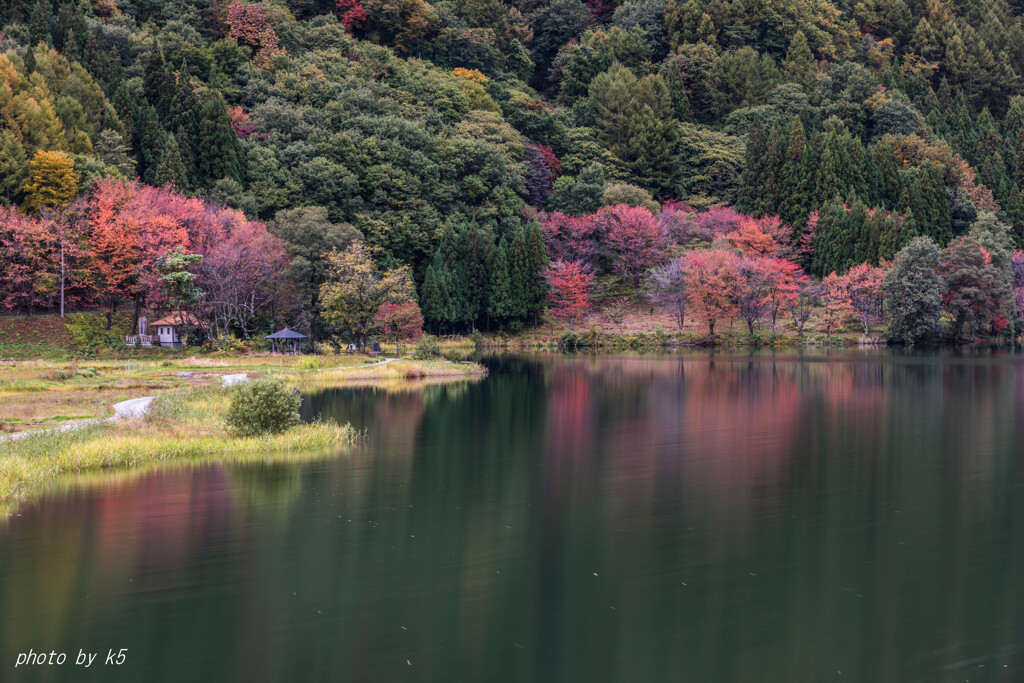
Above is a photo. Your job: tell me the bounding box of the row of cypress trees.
[106,44,244,192]
[421,220,548,333]
[740,116,971,263]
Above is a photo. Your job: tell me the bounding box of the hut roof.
[265,327,308,340]
[151,312,201,327]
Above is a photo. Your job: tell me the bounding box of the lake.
[3,351,1024,682]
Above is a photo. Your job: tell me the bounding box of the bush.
[224,378,301,437]
[559,330,584,350]
[413,335,441,359]
[66,313,121,352]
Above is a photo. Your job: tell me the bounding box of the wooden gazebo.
[265,328,307,354]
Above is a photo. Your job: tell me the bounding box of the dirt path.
[2,373,249,442]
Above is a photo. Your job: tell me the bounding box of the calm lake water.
[3,351,1024,682]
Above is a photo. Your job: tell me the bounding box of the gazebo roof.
[265,327,308,340]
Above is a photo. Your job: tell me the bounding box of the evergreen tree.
[754,125,783,216]
[153,133,188,188]
[488,237,514,323]
[884,237,943,344]
[736,122,766,214]
[459,222,491,328]
[783,30,815,90]
[169,64,202,184]
[143,43,175,120]
[420,265,441,334]
[28,0,50,48]
[626,104,677,198]
[508,223,530,319]
[196,91,244,187]
[136,104,166,185]
[779,116,811,229]
[525,221,549,326]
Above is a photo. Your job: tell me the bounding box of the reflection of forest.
[2,353,1024,682]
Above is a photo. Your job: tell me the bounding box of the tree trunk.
[59,241,65,318]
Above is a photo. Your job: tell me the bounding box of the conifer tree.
[737,122,766,214]
[135,103,166,184]
[459,222,490,329]
[754,125,783,216]
[525,221,549,326]
[196,91,244,187]
[783,30,815,90]
[779,116,811,229]
[508,223,530,319]
[420,265,441,334]
[143,43,175,120]
[154,133,188,188]
[488,237,513,324]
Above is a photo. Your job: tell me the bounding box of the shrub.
[66,313,121,352]
[224,378,301,437]
[559,330,584,350]
[413,335,441,359]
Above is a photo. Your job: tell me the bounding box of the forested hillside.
[4,0,1024,342]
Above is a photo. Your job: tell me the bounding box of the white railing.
[125,335,154,347]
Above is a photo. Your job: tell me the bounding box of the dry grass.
[291,359,486,386]
[0,386,357,515]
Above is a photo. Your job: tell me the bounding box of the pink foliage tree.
[540,211,601,266]
[681,248,742,335]
[546,259,594,330]
[225,1,286,67]
[594,204,665,294]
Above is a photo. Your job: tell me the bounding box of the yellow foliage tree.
[22,150,79,214]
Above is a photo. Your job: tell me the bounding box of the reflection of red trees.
[544,364,595,477]
[91,468,236,586]
[536,356,899,530]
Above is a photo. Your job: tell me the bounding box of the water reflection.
[3,352,1024,682]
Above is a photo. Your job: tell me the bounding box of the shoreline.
[0,358,486,514]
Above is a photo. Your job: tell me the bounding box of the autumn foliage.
[0,179,290,334]
[546,260,593,330]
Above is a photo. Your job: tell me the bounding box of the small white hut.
[150,312,201,348]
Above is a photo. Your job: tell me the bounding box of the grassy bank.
[0,385,357,514]
[0,353,485,434]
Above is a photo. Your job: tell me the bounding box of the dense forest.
[3,0,1024,343]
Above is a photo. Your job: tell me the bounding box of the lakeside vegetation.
[0,384,357,514]
[4,0,1024,354]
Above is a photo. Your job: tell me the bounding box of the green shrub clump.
[225,378,302,437]
[413,335,442,359]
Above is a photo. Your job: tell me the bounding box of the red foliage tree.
[523,143,563,207]
[595,204,665,294]
[821,271,855,337]
[760,258,807,335]
[726,220,781,258]
[226,106,259,139]
[0,207,55,314]
[225,1,286,67]
[540,211,601,266]
[374,301,424,354]
[197,211,290,339]
[546,259,594,330]
[335,0,367,33]
[681,248,742,335]
[842,262,885,335]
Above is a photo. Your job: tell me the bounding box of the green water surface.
[2,351,1024,682]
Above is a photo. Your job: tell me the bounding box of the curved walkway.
[2,373,248,443]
